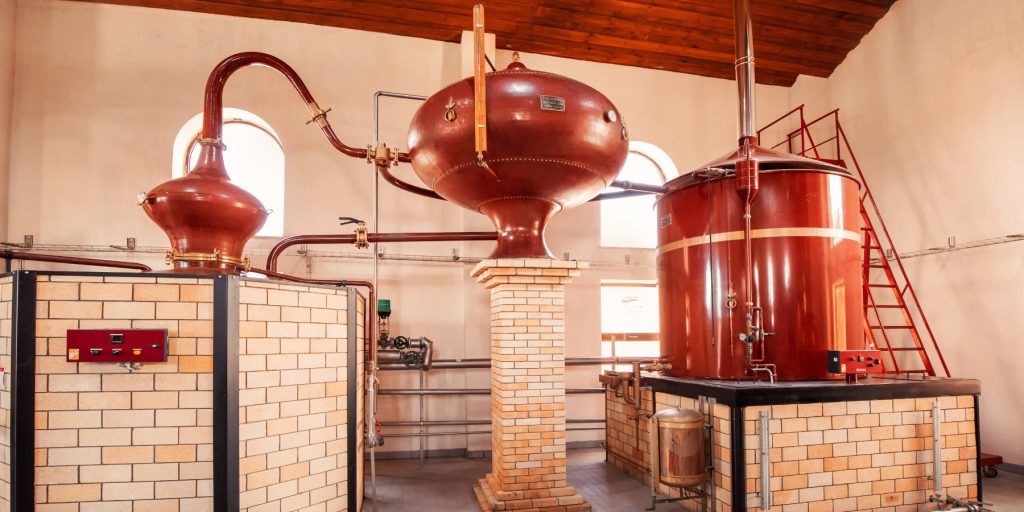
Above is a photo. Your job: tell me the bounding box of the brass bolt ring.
[197,138,226,150]
[305,107,333,125]
[354,224,370,249]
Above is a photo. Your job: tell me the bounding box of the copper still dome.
[407,60,629,259]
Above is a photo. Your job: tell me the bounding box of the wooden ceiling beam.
[67,0,893,87]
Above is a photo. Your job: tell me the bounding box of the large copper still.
[407,57,629,259]
[655,0,865,380]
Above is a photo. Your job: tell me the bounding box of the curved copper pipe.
[377,164,443,200]
[2,250,152,271]
[266,231,499,272]
[203,52,367,159]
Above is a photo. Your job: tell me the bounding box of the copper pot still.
[406,58,629,259]
[140,142,268,274]
[651,408,707,489]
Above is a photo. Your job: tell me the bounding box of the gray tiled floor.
[984,470,1024,511]
[363,448,1024,511]
[363,447,688,511]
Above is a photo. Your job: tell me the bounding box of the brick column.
[471,259,590,512]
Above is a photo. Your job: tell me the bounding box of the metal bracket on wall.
[109,238,136,251]
[1,235,33,249]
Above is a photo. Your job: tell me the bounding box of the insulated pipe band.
[656,227,862,256]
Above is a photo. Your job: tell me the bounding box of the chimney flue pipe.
[735,0,757,145]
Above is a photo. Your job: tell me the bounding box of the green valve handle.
[377,299,391,319]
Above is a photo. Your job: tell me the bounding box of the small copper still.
[140,52,368,274]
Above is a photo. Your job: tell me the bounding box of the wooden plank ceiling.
[74,0,895,86]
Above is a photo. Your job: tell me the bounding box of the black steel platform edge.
[10,271,36,511]
[346,289,359,512]
[644,376,981,407]
[213,276,239,512]
[730,405,746,512]
[974,394,982,502]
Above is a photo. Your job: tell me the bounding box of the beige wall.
[0,0,15,241]
[2,0,793,456]
[797,0,1024,465]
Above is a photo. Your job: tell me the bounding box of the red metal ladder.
[757,106,951,377]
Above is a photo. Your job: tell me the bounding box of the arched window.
[599,142,678,248]
[172,108,285,237]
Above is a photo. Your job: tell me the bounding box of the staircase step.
[868,284,897,288]
[870,325,913,329]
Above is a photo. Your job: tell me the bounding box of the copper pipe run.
[203,52,366,159]
[376,163,443,200]
[2,250,152,272]
[265,231,499,272]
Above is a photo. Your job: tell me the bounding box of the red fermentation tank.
[407,58,628,259]
[655,147,864,380]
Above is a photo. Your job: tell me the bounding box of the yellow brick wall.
[605,389,732,512]
[745,397,978,512]
[0,276,12,512]
[33,275,215,511]
[473,259,590,511]
[606,390,979,512]
[237,280,349,511]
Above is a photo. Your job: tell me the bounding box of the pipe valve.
[367,141,400,168]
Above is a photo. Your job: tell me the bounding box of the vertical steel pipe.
[933,400,942,496]
[759,410,772,510]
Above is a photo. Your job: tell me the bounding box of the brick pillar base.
[471,259,591,512]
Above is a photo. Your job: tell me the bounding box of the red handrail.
[757,105,951,377]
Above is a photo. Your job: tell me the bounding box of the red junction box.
[827,349,884,376]
[66,329,169,363]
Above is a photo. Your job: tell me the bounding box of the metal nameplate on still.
[660,214,672,228]
[539,95,566,112]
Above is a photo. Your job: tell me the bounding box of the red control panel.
[827,349,884,378]
[67,329,169,363]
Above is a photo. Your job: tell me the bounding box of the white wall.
[3,0,792,455]
[803,0,1024,465]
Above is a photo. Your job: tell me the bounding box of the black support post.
[10,271,36,511]
[213,276,239,512]
[730,405,746,512]
[347,289,359,511]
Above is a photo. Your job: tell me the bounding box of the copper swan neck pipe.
[202,52,367,159]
